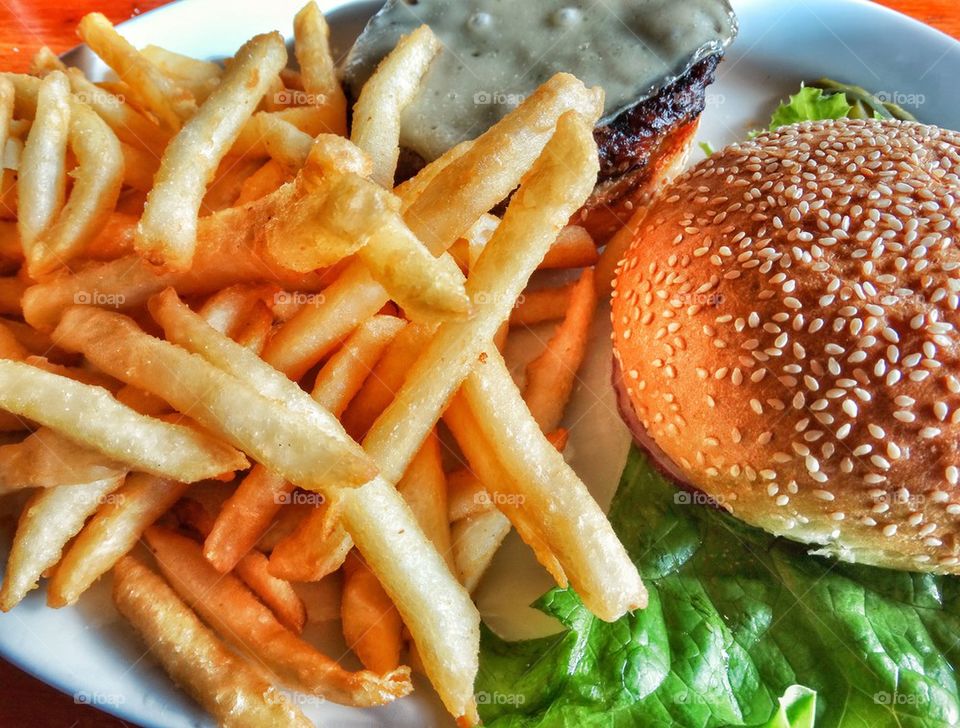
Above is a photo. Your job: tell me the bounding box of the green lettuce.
[476,447,960,727]
[767,86,852,129]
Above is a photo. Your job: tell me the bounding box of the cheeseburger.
[612,118,960,572]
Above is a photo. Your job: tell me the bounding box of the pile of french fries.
[0,4,646,726]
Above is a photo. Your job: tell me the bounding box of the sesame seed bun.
[611,118,960,572]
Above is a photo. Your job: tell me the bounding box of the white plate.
[2,0,960,726]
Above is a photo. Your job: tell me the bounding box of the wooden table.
[0,0,957,726]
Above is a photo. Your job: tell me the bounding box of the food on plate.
[612,117,960,572]
[344,0,737,240]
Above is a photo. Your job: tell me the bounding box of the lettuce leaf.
[476,447,960,727]
[768,86,852,129]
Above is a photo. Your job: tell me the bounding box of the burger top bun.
[611,118,960,573]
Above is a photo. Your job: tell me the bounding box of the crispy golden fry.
[141,45,222,103]
[258,113,313,172]
[29,101,124,277]
[18,71,70,255]
[268,499,351,582]
[204,465,290,573]
[0,319,29,359]
[312,314,405,416]
[0,221,20,268]
[200,156,263,213]
[342,550,403,673]
[232,105,347,157]
[337,477,479,723]
[235,159,290,204]
[450,510,512,593]
[0,359,245,480]
[62,68,169,153]
[78,13,196,131]
[404,74,603,253]
[351,25,441,186]
[444,395,566,586]
[523,267,596,432]
[198,283,277,337]
[341,321,432,440]
[397,431,453,570]
[29,46,67,76]
[48,473,186,607]
[364,112,600,485]
[540,224,598,269]
[119,141,159,192]
[22,195,336,331]
[55,304,374,489]
[0,472,125,610]
[172,498,307,633]
[510,283,574,327]
[294,3,347,136]
[0,169,16,221]
[233,301,273,352]
[261,261,389,379]
[136,33,287,269]
[462,350,647,620]
[144,526,413,706]
[0,427,126,494]
[112,556,313,728]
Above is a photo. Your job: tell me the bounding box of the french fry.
[0,471,125,610]
[351,25,441,187]
[510,282,574,327]
[364,112,600,485]
[112,556,313,728]
[29,101,124,277]
[136,32,286,269]
[523,267,596,432]
[18,71,70,256]
[140,44,222,103]
[29,46,67,75]
[172,499,307,634]
[341,321,433,439]
[396,431,453,570]
[231,105,347,157]
[293,3,347,137]
[450,510,512,593]
[77,13,196,131]
[64,68,169,153]
[47,473,186,607]
[539,224,598,269]
[198,283,278,336]
[261,260,390,379]
[0,427,126,494]
[233,300,273,352]
[337,477,480,723]
[54,304,374,489]
[0,319,29,359]
[596,203,649,299]
[268,498,351,582]
[22,195,336,331]
[341,550,403,673]
[403,74,603,253]
[235,159,290,205]
[258,114,313,172]
[144,526,413,706]
[200,156,264,213]
[0,77,12,170]
[0,359,246,481]
[119,141,160,192]
[462,350,647,621]
[444,395,566,586]
[0,221,20,268]
[311,314,405,416]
